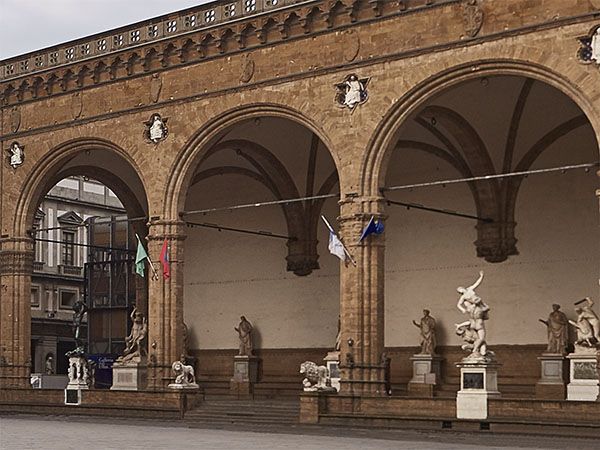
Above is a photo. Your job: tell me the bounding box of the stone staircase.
[184,396,300,427]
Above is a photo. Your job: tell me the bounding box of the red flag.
[159,237,170,279]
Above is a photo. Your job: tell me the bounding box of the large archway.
[374,71,599,395]
[174,110,341,394]
[1,138,149,388]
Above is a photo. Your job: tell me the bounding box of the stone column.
[338,196,387,395]
[146,220,186,390]
[0,237,34,388]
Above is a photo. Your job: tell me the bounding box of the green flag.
[135,234,148,277]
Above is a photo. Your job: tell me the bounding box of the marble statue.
[44,354,54,375]
[344,74,364,108]
[538,304,569,354]
[455,271,491,359]
[235,316,253,356]
[300,361,334,391]
[574,297,600,342]
[7,142,24,168]
[569,307,597,348]
[592,28,600,64]
[116,306,147,363]
[72,297,88,351]
[149,115,164,142]
[412,309,437,355]
[170,360,198,387]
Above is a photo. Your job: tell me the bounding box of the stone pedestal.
[535,353,567,400]
[567,351,599,401]
[111,361,148,391]
[65,354,90,405]
[408,354,442,397]
[456,360,501,419]
[324,351,340,392]
[230,355,259,396]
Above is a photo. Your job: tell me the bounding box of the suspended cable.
[179,193,338,217]
[33,237,135,253]
[185,221,296,240]
[385,199,493,222]
[381,162,598,192]
[27,215,148,234]
[178,162,597,217]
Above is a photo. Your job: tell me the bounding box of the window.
[63,231,75,266]
[34,55,45,67]
[224,3,236,18]
[31,286,40,308]
[148,25,158,38]
[184,15,196,28]
[60,290,78,309]
[167,20,177,33]
[245,0,256,13]
[65,47,74,60]
[97,39,107,51]
[130,30,141,43]
[49,52,59,65]
[113,34,124,47]
[80,43,90,56]
[204,9,215,23]
[20,60,29,71]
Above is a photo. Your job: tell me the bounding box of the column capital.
[146,219,187,242]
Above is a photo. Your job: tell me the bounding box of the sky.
[0,0,214,60]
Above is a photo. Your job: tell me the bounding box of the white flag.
[328,231,346,261]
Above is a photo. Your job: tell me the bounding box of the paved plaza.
[1,415,598,450]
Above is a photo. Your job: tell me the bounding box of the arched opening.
[179,115,341,394]
[22,143,149,389]
[379,75,599,395]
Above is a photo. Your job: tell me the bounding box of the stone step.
[185,398,300,426]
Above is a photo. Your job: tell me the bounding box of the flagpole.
[321,215,357,266]
[147,258,160,281]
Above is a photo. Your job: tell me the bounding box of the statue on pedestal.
[455,271,492,360]
[538,304,569,354]
[115,306,147,364]
[235,316,253,356]
[574,297,600,342]
[412,309,437,355]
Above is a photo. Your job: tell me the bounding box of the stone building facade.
[1,0,600,421]
[30,177,125,376]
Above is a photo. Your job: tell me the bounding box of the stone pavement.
[1,415,598,450]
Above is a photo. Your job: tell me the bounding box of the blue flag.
[359,216,384,242]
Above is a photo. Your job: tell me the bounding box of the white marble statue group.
[409,270,600,363]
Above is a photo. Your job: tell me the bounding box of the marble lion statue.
[172,360,196,385]
[299,361,330,391]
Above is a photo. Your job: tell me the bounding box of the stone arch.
[164,103,341,221]
[165,103,341,276]
[363,59,600,197]
[13,137,149,237]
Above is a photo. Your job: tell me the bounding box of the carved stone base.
[567,352,599,401]
[456,360,501,419]
[111,362,148,391]
[408,354,443,397]
[535,353,566,400]
[230,355,259,395]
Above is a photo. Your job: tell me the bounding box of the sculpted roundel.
[144,113,169,144]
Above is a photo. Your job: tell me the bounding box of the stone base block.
[32,374,68,389]
[111,364,147,391]
[64,388,82,405]
[229,380,253,397]
[407,382,434,397]
[455,359,501,420]
[567,352,599,401]
[535,383,566,400]
[456,390,500,419]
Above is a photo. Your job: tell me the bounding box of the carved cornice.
[0,0,457,106]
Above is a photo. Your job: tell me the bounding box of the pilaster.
[146,220,186,390]
[338,195,387,396]
[0,236,34,388]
